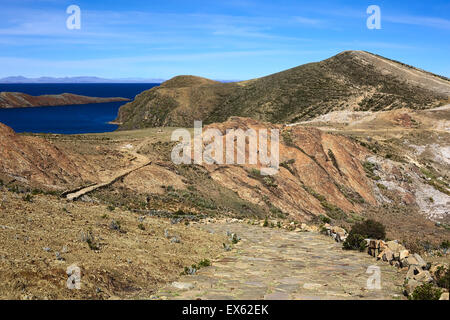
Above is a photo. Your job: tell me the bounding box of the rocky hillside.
[0,123,89,188]
[115,51,450,129]
[0,92,129,108]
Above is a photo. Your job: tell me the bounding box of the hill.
[115,51,450,130]
[0,92,129,109]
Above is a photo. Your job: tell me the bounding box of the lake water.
[0,83,159,134]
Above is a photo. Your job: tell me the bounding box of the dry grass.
[0,189,225,299]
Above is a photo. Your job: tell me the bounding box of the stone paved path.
[155,222,406,300]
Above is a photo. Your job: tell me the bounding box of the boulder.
[414,270,433,283]
[336,233,347,242]
[406,265,422,280]
[399,249,409,260]
[331,226,346,234]
[172,282,194,290]
[368,240,381,257]
[393,251,400,261]
[403,279,420,296]
[401,255,418,268]
[381,249,394,262]
[439,292,449,300]
[407,266,433,283]
[369,239,379,249]
[429,263,449,281]
[413,253,427,269]
[385,240,405,254]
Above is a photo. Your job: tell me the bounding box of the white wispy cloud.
[384,15,450,30]
[295,16,326,26]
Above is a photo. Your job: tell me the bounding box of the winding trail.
[65,142,151,201]
[156,222,406,300]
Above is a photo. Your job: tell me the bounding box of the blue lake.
[0,83,159,134]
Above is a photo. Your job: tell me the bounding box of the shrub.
[22,194,33,202]
[109,220,121,231]
[319,214,331,224]
[408,283,442,300]
[350,219,386,240]
[138,223,145,231]
[231,233,241,244]
[198,259,211,268]
[343,233,367,251]
[107,205,115,212]
[435,266,450,290]
[440,240,450,250]
[262,176,277,188]
[81,229,99,251]
[263,217,269,227]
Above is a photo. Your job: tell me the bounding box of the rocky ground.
[0,190,225,299]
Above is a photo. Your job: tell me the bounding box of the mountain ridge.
[115,50,450,130]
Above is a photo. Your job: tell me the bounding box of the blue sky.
[0,0,449,80]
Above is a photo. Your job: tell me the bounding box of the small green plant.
[198,259,211,268]
[440,240,450,250]
[362,161,381,180]
[109,220,121,231]
[281,130,294,146]
[376,183,387,190]
[327,149,340,173]
[82,229,99,251]
[435,266,450,290]
[86,238,99,250]
[319,214,331,224]
[138,223,145,231]
[182,259,212,275]
[231,234,241,244]
[262,176,277,188]
[263,217,269,227]
[280,159,295,173]
[408,283,442,300]
[107,205,116,212]
[22,194,33,202]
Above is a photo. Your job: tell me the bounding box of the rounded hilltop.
[160,75,221,88]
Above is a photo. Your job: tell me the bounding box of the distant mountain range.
[0,76,165,84]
